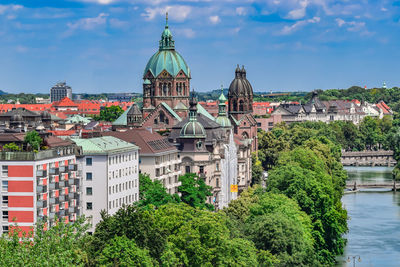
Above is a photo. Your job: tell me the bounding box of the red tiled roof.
[48,130,76,136]
[103,128,177,155]
[53,97,78,107]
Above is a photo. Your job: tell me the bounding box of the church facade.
[112,15,258,207]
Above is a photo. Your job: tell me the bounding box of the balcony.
[69,214,76,221]
[58,210,66,217]
[49,182,59,190]
[68,164,77,171]
[59,181,66,188]
[49,168,59,175]
[59,166,67,173]
[37,208,46,218]
[49,212,55,219]
[36,185,47,193]
[36,170,47,178]
[68,206,79,214]
[59,195,68,202]
[49,197,59,205]
[37,200,47,208]
[69,199,77,207]
[68,192,79,201]
[37,177,47,186]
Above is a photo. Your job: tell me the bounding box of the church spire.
[159,12,175,50]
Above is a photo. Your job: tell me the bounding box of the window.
[109,201,111,209]
[216,163,219,171]
[2,196,8,207]
[174,175,178,183]
[86,202,93,210]
[108,158,111,165]
[199,166,204,174]
[257,122,261,127]
[185,166,191,174]
[86,158,92,166]
[2,225,8,233]
[86,172,92,181]
[156,168,160,177]
[2,166,8,177]
[216,178,219,187]
[86,187,93,196]
[2,211,8,220]
[268,122,274,127]
[2,181,8,192]
[109,186,111,194]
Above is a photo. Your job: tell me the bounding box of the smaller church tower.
[228,65,254,119]
[127,104,143,128]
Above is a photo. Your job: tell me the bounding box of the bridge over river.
[341,150,396,167]
[345,180,399,191]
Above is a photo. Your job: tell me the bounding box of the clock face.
[162,71,168,77]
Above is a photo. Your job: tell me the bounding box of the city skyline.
[0,0,399,94]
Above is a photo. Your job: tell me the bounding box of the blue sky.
[0,0,399,94]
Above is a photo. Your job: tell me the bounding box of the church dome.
[228,65,253,97]
[143,14,191,79]
[215,116,231,128]
[180,90,206,139]
[179,121,206,138]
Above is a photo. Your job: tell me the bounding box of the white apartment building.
[72,136,139,233]
[104,128,182,194]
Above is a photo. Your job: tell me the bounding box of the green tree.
[0,216,90,266]
[24,131,42,151]
[178,173,214,211]
[139,173,180,208]
[267,147,348,264]
[97,235,153,267]
[251,152,264,185]
[96,105,124,122]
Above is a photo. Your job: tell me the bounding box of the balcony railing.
[36,170,47,177]
[49,198,59,205]
[37,177,47,186]
[37,200,47,208]
[59,195,68,202]
[68,164,77,171]
[49,168,59,175]
[49,182,59,190]
[36,185,47,193]
[59,166,67,173]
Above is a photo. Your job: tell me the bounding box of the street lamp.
[347,255,361,267]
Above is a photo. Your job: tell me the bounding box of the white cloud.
[236,7,246,16]
[335,18,345,27]
[109,18,129,29]
[175,28,195,38]
[141,5,192,22]
[75,0,114,4]
[286,0,309,19]
[67,13,109,31]
[209,15,220,24]
[381,7,388,12]
[280,16,320,35]
[347,21,365,32]
[0,4,23,15]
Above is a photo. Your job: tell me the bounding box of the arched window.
[154,118,158,124]
[159,111,165,123]
[239,100,244,111]
[233,100,237,111]
[163,83,167,96]
[242,132,249,139]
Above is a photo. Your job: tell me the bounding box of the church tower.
[228,65,254,120]
[142,13,191,118]
[227,65,258,151]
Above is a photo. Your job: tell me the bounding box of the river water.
[339,167,400,266]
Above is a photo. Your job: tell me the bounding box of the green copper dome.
[180,90,205,138]
[143,14,191,78]
[215,116,231,128]
[180,121,206,138]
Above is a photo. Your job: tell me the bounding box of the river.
[339,167,400,266]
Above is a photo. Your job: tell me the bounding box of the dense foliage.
[24,131,42,151]
[0,217,90,266]
[256,122,349,264]
[93,105,124,122]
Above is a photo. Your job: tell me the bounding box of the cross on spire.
[166,12,168,27]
